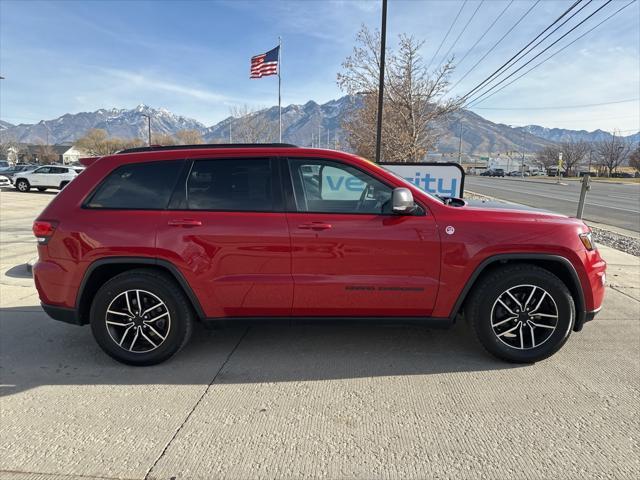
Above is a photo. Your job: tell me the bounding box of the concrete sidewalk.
[1,189,639,480]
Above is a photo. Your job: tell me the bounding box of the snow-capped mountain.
[1,105,206,144]
[1,97,637,155]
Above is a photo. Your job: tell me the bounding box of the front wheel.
[16,180,30,192]
[90,269,194,366]
[466,264,575,363]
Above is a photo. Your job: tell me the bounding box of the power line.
[464,0,614,106]
[435,0,485,72]
[462,0,585,101]
[426,0,468,71]
[466,0,631,108]
[474,98,640,110]
[454,0,514,71]
[451,0,540,90]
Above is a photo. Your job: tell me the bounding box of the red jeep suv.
[32,144,606,365]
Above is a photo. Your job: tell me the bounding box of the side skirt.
[202,316,454,329]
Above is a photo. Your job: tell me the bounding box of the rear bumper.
[41,303,82,326]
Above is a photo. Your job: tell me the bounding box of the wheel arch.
[453,254,586,332]
[76,257,205,325]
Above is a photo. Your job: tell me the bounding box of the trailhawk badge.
[445,226,455,235]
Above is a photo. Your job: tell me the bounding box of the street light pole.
[374,0,388,163]
[457,120,463,165]
[141,114,151,146]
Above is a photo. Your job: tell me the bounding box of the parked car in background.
[490,168,505,177]
[0,160,10,169]
[1,164,38,182]
[33,143,606,366]
[0,175,11,188]
[14,165,83,192]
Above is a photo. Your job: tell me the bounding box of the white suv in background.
[14,165,84,192]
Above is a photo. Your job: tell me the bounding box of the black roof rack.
[118,143,298,154]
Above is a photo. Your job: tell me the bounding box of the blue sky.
[0,0,638,133]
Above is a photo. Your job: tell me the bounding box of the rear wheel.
[59,181,69,189]
[466,264,575,363]
[16,179,30,192]
[90,269,194,366]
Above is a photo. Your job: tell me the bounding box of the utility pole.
[141,114,151,146]
[457,120,463,165]
[374,0,388,163]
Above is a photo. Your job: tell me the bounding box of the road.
[465,176,640,232]
[1,188,639,480]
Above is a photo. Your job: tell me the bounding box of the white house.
[62,145,88,164]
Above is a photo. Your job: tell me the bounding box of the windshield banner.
[381,162,465,198]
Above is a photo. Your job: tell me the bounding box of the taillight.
[33,220,57,244]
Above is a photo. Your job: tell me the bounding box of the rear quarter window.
[86,161,184,209]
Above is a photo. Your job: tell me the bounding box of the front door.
[29,166,51,186]
[285,158,441,317]
[156,157,293,318]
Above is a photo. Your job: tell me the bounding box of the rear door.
[156,157,293,318]
[284,157,441,317]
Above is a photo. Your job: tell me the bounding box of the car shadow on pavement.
[4,264,33,279]
[0,306,524,396]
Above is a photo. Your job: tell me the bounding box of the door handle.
[167,219,202,227]
[298,222,332,231]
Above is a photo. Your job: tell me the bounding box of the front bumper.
[574,307,601,332]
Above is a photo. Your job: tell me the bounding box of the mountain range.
[1,96,637,156]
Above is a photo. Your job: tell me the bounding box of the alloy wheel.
[105,289,171,353]
[490,284,559,350]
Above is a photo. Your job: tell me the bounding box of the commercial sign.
[381,162,465,198]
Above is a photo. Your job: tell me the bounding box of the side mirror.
[392,188,416,214]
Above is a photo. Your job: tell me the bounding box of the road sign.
[381,162,465,198]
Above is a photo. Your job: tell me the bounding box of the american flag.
[250,46,279,78]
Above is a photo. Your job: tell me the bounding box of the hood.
[463,198,563,216]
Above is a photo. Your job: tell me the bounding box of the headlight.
[579,231,595,251]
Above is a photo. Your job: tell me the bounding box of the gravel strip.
[463,191,640,257]
[590,227,640,257]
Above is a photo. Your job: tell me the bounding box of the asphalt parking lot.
[1,188,639,480]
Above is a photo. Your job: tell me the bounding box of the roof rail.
[117,143,298,154]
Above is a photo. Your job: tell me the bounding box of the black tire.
[59,181,69,189]
[37,187,47,192]
[16,179,30,192]
[465,264,575,363]
[90,268,194,366]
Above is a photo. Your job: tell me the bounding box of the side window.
[51,167,67,174]
[86,161,184,209]
[34,167,51,174]
[186,158,273,211]
[289,159,392,214]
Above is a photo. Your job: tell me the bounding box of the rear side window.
[186,159,273,211]
[86,161,183,209]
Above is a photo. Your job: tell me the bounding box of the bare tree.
[175,129,204,145]
[229,105,276,143]
[0,139,20,163]
[559,140,590,176]
[337,26,461,162]
[536,145,561,170]
[595,132,630,177]
[150,133,176,146]
[629,146,640,174]
[75,129,143,156]
[36,144,59,164]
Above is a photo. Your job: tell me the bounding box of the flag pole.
[278,36,282,143]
